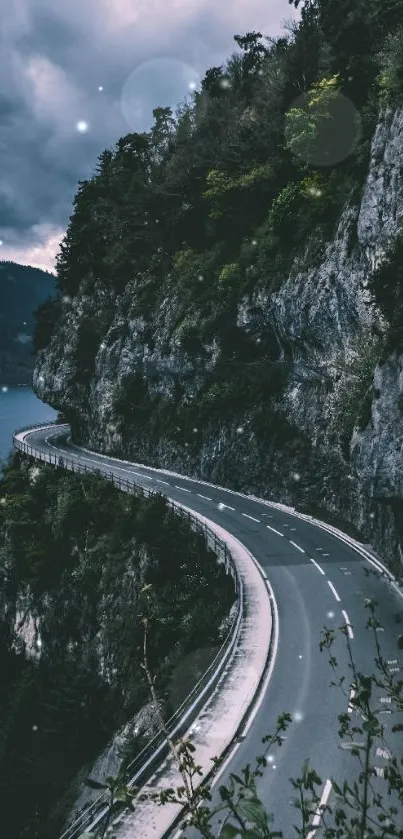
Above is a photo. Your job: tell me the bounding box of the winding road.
[15,424,403,837]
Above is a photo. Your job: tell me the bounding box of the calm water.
[0,386,57,468]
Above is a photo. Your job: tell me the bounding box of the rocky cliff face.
[34,106,403,574]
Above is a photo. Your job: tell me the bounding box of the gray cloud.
[0,0,298,272]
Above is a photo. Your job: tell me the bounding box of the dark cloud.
[0,0,298,271]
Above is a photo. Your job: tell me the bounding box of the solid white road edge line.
[239,574,280,739]
[307,779,332,838]
[328,581,341,602]
[341,610,354,640]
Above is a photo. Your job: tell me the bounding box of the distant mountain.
[0,260,56,386]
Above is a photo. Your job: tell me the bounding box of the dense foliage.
[0,453,234,838]
[32,0,403,454]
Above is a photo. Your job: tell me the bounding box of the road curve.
[16,424,403,837]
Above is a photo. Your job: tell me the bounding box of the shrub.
[284,74,342,166]
[174,316,202,354]
[217,262,242,294]
[377,25,403,103]
[328,332,385,459]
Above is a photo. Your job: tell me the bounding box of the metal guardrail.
[12,423,244,839]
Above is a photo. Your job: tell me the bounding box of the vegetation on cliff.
[34,0,403,457]
[0,453,234,837]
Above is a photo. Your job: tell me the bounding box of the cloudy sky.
[0,0,298,274]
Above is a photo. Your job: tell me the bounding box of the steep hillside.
[34,0,403,571]
[0,454,234,837]
[0,261,56,385]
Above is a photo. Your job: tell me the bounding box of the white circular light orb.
[293,711,304,723]
[218,502,225,511]
[0,240,3,246]
[285,90,361,167]
[76,120,89,132]
[121,58,201,132]
[1,386,8,393]
[327,610,335,619]
[98,85,104,91]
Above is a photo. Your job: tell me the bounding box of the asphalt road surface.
[20,426,403,837]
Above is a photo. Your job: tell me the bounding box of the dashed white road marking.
[267,525,284,537]
[133,471,151,479]
[376,747,390,760]
[328,581,341,602]
[290,540,305,554]
[242,513,261,523]
[322,553,330,557]
[341,610,354,639]
[307,779,332,837]
[156,479,169,485]
[316,547,323,551]
[197,493,212,501]
[309,557,325,575]
[348,687,356,713]
[174,485,191,492]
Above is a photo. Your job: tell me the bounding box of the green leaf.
[236,797,269,829]
[218,823,240,838]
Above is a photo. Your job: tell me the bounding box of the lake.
[0,386,57,468]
